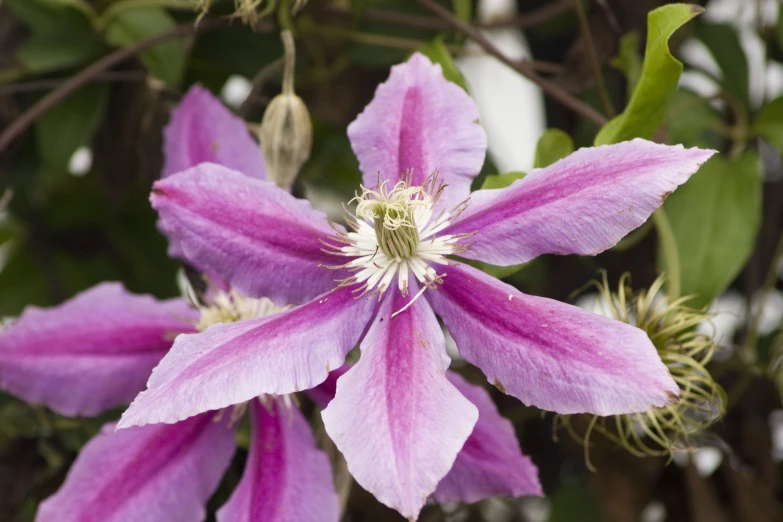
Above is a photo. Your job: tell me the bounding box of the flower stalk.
[259,30,313,190]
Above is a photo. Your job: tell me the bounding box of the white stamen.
[322,172,473,313]
[195,288,290,331]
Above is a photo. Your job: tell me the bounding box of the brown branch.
[573,0,614,118]
[413,0,609,127]
[317,0,573,31]
[0,18,238,155]
[0,71,146,96]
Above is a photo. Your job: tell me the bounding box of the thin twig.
[318,0,573,31]
[573,0,614,118]
[742,231,783,365]
[0,71,146,96]
[413,0,608,127]
[0,18,238,155]
[237,57,285,118]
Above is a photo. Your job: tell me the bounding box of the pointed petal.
[348,53,486,212]
[427,263,679,415]
[151,163,341,305]
[163,85,266,179]
[322,290,478,520]
[305,365,349,409]
[37,412,235,522]
[446,140,716,265]
[0,283,195,417]
[118,286,377,428]
[217,399,338,522]
[435,372,542,503]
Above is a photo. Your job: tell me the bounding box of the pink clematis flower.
[0,85,541,521]
[117,54,715,519]
[0,284,339,522]
[0,89,342,522]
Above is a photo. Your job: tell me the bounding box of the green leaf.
[662,152,763,308]
[418,37,468,91]
[35,84,109,171]
[17,33,104,74]
[480,171,525,190]
[549,481,605,522]
[105,7,186,87]
[694,23,749,107]
[533,129,574,168]
[595,4,703,146]
[7,0,105,74]
[665,89,724,148]
[752,96,783,151]
[610,32,643,98]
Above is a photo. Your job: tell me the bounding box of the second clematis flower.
[119,53,716,519]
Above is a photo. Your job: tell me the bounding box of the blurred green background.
[2,0,783,520]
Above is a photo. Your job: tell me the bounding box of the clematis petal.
[151,163,341,305]
[427,263,679,416]
[446,140,716,266]
[118,285,377,429]
[305,365,349,409]
[217,398,338,522]
[37,412,235,522]
[435,372,542,503]
[347,53,486,213]
[163,85,266,179]
[0,283,195,417]
[322,289,478,520]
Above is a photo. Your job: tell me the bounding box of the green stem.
[741,231,783,365]
[60,0,100,27]
[0,67,26,85]
[653,208,681,300]
[278,0,294,33]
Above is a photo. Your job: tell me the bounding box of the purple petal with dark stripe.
[151,163,342,305]
[435,372,542,503]
[0,283,195,417]
[446,140,715,266]
[427,263,678,415]
[217,399,338,522]
[37,412,235,522]
[348,53,486,214]
[118,285,377,429]
[322,290,477,520]
[163,85,265,179]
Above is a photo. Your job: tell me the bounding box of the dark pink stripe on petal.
[348,53,486,213]
[427,263,679,416]
[118,285,377,429]
[163,85,266,180]
[322,290,478,520]
[151,163,342,305]
[446,140,716,266]
[435,372,542,503]
[0,283,195,417]
[37,412,235,522]
[217,399,338,522]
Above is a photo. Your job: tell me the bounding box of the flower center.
[321,172,473,313]
[193,289,289,331]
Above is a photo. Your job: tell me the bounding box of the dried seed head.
[555,273,726,464]
[260,30,312,190]
[194,0,305,29]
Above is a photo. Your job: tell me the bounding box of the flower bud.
[260,30,312,190]
[555,273,726,463]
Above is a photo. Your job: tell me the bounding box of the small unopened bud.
[260,30,312,190]
[555,273,726,465]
